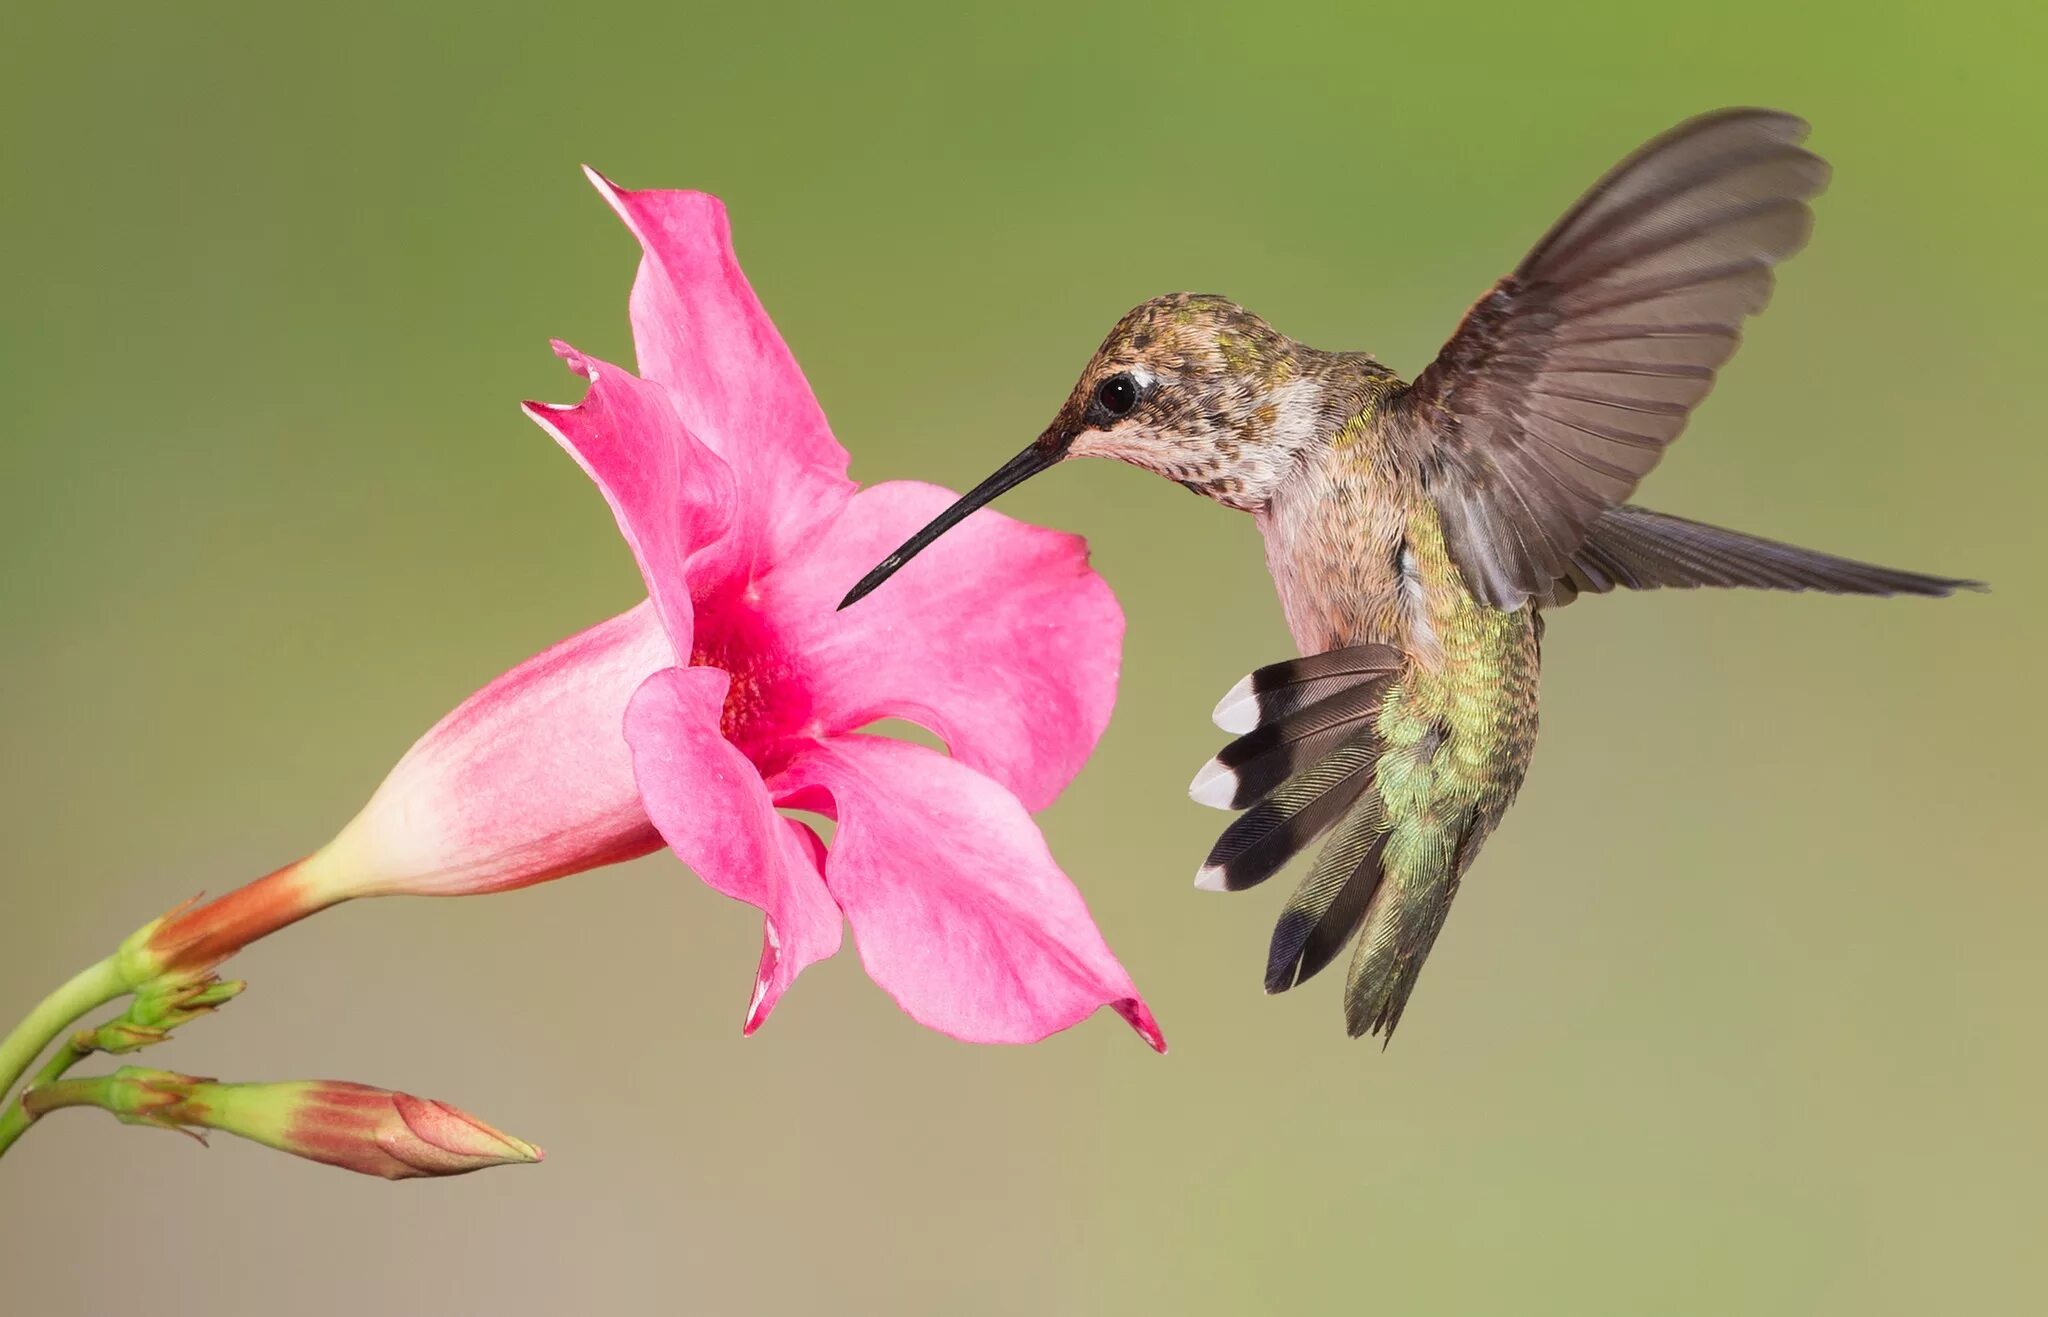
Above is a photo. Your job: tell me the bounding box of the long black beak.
[838,439,1065,610]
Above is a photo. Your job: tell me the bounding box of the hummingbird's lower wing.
[1552,505,1983,605]
[1395,108,1830,613]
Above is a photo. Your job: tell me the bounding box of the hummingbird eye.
[1094,372,1140,420]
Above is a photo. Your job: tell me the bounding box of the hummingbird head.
[1042,293,1328,508]
[841,293,1347,609]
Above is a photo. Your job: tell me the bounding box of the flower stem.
[0,955,128,1155]
[0,1036,93,1157]
[17,1068,179,1125]
[14,1073,109,1119]
[0,857,345,1166]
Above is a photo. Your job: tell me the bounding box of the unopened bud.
[26,1068,542,1180]
[68,1020,167,1054]
[135,976,246,1030]
[65,977,247,1059]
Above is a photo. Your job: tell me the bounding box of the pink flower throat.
[688,597,811,772]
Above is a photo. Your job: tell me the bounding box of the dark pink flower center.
[688,595,812,772]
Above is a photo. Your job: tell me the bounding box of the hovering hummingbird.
[838,109,1979,1041]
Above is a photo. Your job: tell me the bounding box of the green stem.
[0,1037,92,1157]
[0,956,128,1125]
[16,1072,121,1120]
[0,860,336,1165]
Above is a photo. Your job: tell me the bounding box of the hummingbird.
[838,108,1980,1041]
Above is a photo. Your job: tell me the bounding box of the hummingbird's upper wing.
[1394,108,1830,612]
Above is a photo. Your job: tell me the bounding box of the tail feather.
[1554,504,1984,604]
[1201,636,1533,1040]
[1195,644,1401,892]
[1343,829,1470,1041]
[1191,677,1394,810]
[1210,644,1403,734]
[1265,794,1388,992]
[1196,736,1379,892]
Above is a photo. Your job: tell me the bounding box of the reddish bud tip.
[276,1082,544,1180]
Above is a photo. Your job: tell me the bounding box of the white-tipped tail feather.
[1188,758,1239,809]
[1211,674,1260,734]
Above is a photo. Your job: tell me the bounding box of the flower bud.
[66,977,246,1057]
[68,1019,166,1054]
[29,1068,542,1179]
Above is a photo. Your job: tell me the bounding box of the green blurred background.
[3,2,2042,1312]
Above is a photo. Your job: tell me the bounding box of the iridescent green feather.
[1345,505,1541,1038]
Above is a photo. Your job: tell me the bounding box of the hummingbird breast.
[1256,440,1428,659]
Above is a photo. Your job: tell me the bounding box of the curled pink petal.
[522,346,736,642]
[773,737,1161,1050]
[624,666,842,1031]
[759,480,1122,810]
[584,171,854,571]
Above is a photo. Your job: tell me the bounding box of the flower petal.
[522,346,737,644]
[624,666,843,1032]
[761,481,1123,811]
[774,737,1162,1050]
[324,602,673,898]
[584,171,854,574]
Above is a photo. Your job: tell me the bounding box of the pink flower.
[145,170,1157,1051]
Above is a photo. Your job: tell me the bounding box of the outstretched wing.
[1395,108,1830,612]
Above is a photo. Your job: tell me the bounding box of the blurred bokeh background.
[3,2,2042,1313]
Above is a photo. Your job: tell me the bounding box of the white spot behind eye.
[1130,366,1157,391]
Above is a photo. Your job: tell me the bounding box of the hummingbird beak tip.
[838,441,1065,616]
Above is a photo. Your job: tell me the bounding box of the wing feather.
[1397,109,1831,610]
